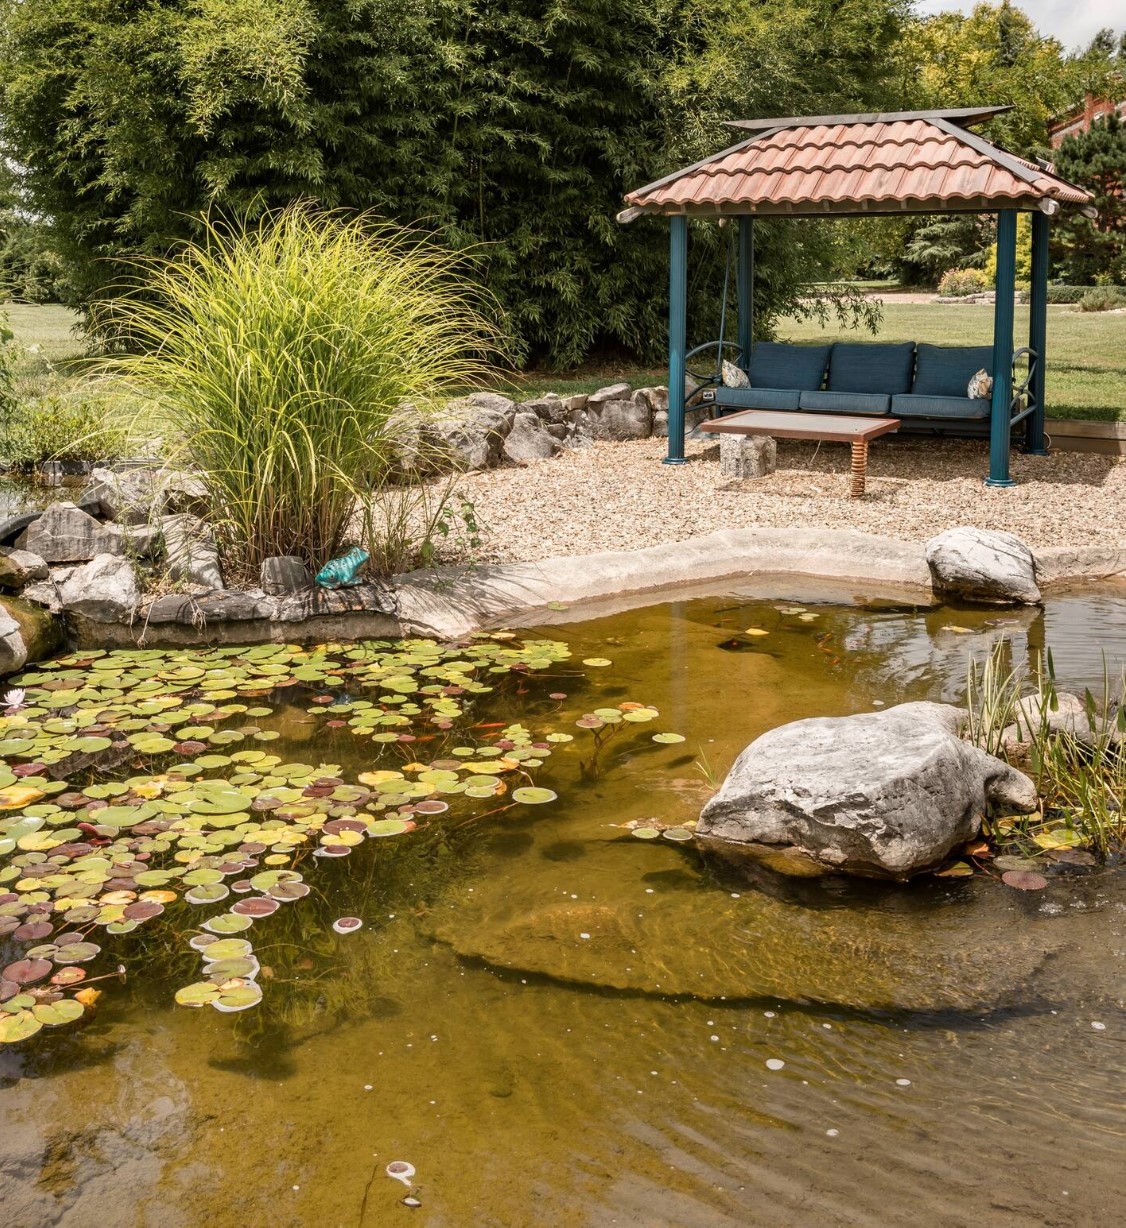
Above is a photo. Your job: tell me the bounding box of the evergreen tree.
[1052,112,1126,284]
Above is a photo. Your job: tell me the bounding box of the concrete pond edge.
[37,527,1126,654]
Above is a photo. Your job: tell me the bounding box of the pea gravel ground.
[455,436,1125,564]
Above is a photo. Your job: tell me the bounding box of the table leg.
[850,439,868,498]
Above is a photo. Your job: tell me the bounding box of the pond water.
[2,586,1125,1226]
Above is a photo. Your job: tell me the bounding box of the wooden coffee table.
[699,409,900,497]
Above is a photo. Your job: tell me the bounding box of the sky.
[913,1,1122,51]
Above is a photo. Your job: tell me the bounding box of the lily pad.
[511,787,557,805]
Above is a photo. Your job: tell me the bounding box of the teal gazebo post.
[737,216,754,363]
[1025,209,1051,454]
[665,215,688,464]
[986,208,1018,487]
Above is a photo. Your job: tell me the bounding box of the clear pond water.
[2,584,1125,1226]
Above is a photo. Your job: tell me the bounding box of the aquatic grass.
[966,641,1126,855]
[105,207,505,581]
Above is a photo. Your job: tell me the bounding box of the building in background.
[1050,93,1126,148]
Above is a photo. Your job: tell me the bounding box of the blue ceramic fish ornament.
[315,546,369,589]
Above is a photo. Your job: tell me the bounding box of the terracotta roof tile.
[624,116,1092,217]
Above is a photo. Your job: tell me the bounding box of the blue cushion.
[798,390,890,415]
[714,386,801,412]
[890,393,991,420]
[745,343,831,392]
[912,344,996,398]
[827,342,915,395]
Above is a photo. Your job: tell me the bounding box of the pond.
[1,585,1125,1225]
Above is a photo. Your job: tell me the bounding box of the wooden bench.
[698,409,901,498]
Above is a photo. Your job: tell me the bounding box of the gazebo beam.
[986,209,1018,488]
[1025,210,1050,454]
[665,216,688,464]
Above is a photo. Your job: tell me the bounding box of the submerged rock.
[697,701,1037,880]
[426,869,1056,1013]
[925,526,1041,605]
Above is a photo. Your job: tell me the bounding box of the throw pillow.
[967,369,993,399]
[722,359,750,389]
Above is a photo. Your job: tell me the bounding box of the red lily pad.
[1002,870,1049,891]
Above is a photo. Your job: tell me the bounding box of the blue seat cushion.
[798,390,890,415]
[826,342,916,395]
[913,344,995,398]
[890,393,991,420]
[745,343,831,392]
[714,386,800,412]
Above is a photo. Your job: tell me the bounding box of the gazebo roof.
[621,109,1095,220]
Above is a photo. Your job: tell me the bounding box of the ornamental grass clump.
[109,208,502,581]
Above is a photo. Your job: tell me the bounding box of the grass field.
[7,300,1125,422]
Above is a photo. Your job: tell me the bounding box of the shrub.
[1077,286,1126,312]
[108,207,503,582]
[0,391,129,471]
[1046,284,1091,304]
[937,267,989,297]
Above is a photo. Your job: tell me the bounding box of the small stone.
[720,433,776,480]
[259,555,313,595]
[765,1058,785,1070]
[0,547,49,590]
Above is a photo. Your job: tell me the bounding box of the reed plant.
[108,207,502,581]
[965,640,1126,854]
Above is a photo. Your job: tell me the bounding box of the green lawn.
[7,300,1124,422]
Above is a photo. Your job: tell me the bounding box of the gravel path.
[455,436,1125,563]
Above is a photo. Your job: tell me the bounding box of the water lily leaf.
[200,938,252,962]
[366,818,409,837]
[935,861,974,878]
[175,982,219,1007]
[205,956,259,981]
[33,999,84,1026]
[202,912,253,934]
[652,733,686,744]
[1002,870,1049,890]
[662,827,695,842]
[632,827,661,840]
[582,658,612,668]
[0,1009,42,1042]
[2,958,52,985]
[212,982,262,1012]
[511,787,557,805]
[185,884,230,905]
[53,941,101,964]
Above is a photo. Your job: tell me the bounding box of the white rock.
[698,701,1038,880]
[925,526,1041,605]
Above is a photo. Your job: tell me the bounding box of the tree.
[0,0,914,364]
[1052,112,1126,284]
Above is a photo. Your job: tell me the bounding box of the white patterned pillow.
[967,369,993,399]
[722,359,750,389]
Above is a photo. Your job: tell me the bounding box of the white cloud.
[912,0,1123,51]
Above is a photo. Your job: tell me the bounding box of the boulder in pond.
[697,701,1037,880]
[925,526,1041,605]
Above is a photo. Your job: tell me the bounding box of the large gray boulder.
[56,554,139,621]
[501,412,561,464]
[86,465,160,524]
[925,526,1041,605]
[0,598,59,676]
[18,502,158,564]
[697,701,1037,880]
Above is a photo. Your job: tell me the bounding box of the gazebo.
[618,108,1097,486]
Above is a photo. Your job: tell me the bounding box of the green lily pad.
[0,1009,42,1043]
[33,999,84,1026]
[652,733,686,744]
[511,787,557,805]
